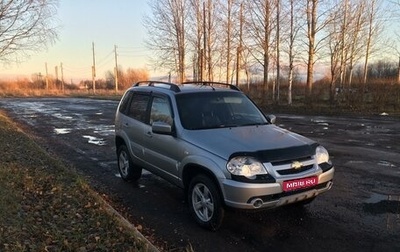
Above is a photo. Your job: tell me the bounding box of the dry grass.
[0,111,156,251]
[2,78,399,115]
[244,81,400,116]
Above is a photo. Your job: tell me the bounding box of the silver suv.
[115,81,334,230]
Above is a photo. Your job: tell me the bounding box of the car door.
[123,92,150,162]
[142,94,181,182]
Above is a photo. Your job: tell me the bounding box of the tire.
[117,145,142,182]
[188,175,224,231]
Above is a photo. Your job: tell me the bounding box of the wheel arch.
[182,164,225,206]
[115,135,126,153]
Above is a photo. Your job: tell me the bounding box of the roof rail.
[182,81,240,91]
[133,81,181,92]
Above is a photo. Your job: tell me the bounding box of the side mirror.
[266,114,276,124]
[152,121,173,135]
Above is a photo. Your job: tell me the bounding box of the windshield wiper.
[239,122,268,127]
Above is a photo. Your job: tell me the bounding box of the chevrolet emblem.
[291,161,303,170]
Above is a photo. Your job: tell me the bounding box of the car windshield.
[176,91,268,130]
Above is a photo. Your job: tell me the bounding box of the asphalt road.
[1,97,399,252]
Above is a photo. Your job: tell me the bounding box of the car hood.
[182,124,317,162]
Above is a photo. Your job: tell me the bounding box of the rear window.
[127,93,150,123]
[118,91,133,115]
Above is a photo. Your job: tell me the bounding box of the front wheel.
[188,175,224,231]
[117,145,142,182]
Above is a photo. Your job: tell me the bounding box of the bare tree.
[124,68,150,88]
[305,0,318,98]
[145,0,187,83]
[0,0,59,64]
[275,0,280,102]
[338,0,349,88]
[284,0,302,105]
[362,0,383,89]
[204,0,218,81]
[326,0,375,100]
[187,0,229,82]
[346,0,366,87]
[224,0,234,83]
[326,6,341,103]
[304,0,333,100]
[187,0,204,81]
[245,0,276,93]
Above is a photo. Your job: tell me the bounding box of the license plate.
[283,176,318,192]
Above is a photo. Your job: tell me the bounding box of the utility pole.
[236,47,240,86]
[193,55,197,81]
[114,45,118,93]
[398,56,400,85]
[92,42,96,94]
[199,49,204,82]
[55,65,59,89]
[45,62,49,90]
[60,62,64,92]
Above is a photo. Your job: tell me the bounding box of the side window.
[128,93,150,123]
[119,91,133,115]
[150,96,173,126]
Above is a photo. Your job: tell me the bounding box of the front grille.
[276,164,314,175]
[268,156,316,177]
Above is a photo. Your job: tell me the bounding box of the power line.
[97,50,114,65]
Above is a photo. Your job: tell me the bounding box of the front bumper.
[221,167,334,210]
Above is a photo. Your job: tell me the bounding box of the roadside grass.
[0,111,155,252]
[1,81,399,116]
[0,88,123,101]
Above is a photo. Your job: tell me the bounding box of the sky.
[1,0,156,83]
[2,0,400,83]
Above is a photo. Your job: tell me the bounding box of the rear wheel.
[117,145,142,182]
[188,175,224,231]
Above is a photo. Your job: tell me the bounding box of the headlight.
[226,156,267,178]
[315,146,330,164]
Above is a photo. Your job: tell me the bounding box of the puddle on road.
[82,135,106,146]
[311,119,330,127]
[318,122,329,127]
[364,193,400,204]
[25,114,37,118]
[346,160,365,165]
[54,128,72,134]
[363,192,400,231]
[93,125,114,136]
[378,160,396,168]
[53,113,73,120]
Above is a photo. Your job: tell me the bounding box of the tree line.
[145,0,400,105]
[28,68,149,91]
